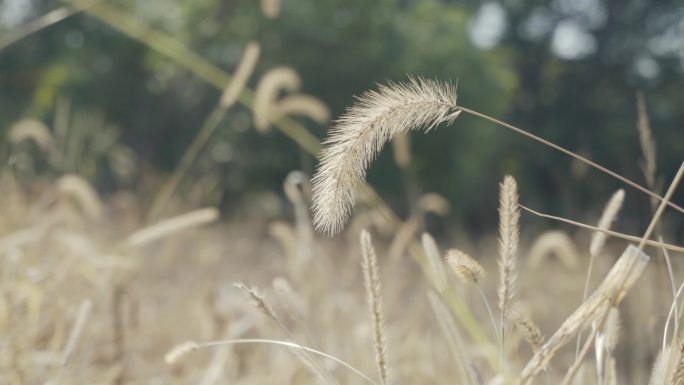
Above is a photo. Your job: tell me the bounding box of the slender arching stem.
[456,106,684,216]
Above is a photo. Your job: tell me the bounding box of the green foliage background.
[1,0,683,233]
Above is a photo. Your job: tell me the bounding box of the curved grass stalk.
[171,338,378,385]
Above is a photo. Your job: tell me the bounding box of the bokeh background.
[1,0,683,236]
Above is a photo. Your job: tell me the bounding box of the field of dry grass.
[3,3,684,385]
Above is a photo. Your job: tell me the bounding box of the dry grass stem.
[122,207,219,250]
[361,230,391,385]
[519,204,684,253]
[590,189,625,258]
[391,133,411,169]
[220,41,261,108]
[517,245,650,385]
[422,233,448,293]
[55,299,93,383]
[636,92,657,189]
[427,291,477,385]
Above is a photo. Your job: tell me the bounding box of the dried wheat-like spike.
[254,67,301,132]
[122,208,219,249]
[311,77,460,235]
[422,233,448,293]
[360,230,391,385]
[527,230,579,270]
[60,299,93,368]
[220,41,261,109]
[261,0,281,18]
[276,95,330,124]
[636,92,657,189]
[165,341,199,365]
[234,282,277,321]
[672,341,684,385]
[498,175,520,354]
[517,245,650,385]
[446,248,484,284]
[57,174,103,220]
[513,313,545,353]
[590,189,625,258]
[8,118,54,151]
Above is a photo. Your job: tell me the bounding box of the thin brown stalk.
[519,204,684,254]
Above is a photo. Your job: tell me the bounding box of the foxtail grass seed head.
[498,175,520,343]
[446,249,484,284]
[312,77,460,235]
[590,189,625,258]
[513,313,545,353]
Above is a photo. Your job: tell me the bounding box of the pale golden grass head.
[220,41,261,109]
[312,77,460,235]
[8,118,53,151]
[254,67,301,132]
[57,174,104,220]
[590,189,625,258]
[276,95,330,125]
[513,313,544,353]
[527,230,579,270]
[445,248,484,284]
[498,175,520,340]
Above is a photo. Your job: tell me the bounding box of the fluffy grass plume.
[361,230,391,385]
[220,41,261,109]
[254,67,301,132]
[446,248,484,284]
[312,77,461,235]
[497,175,520,357]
